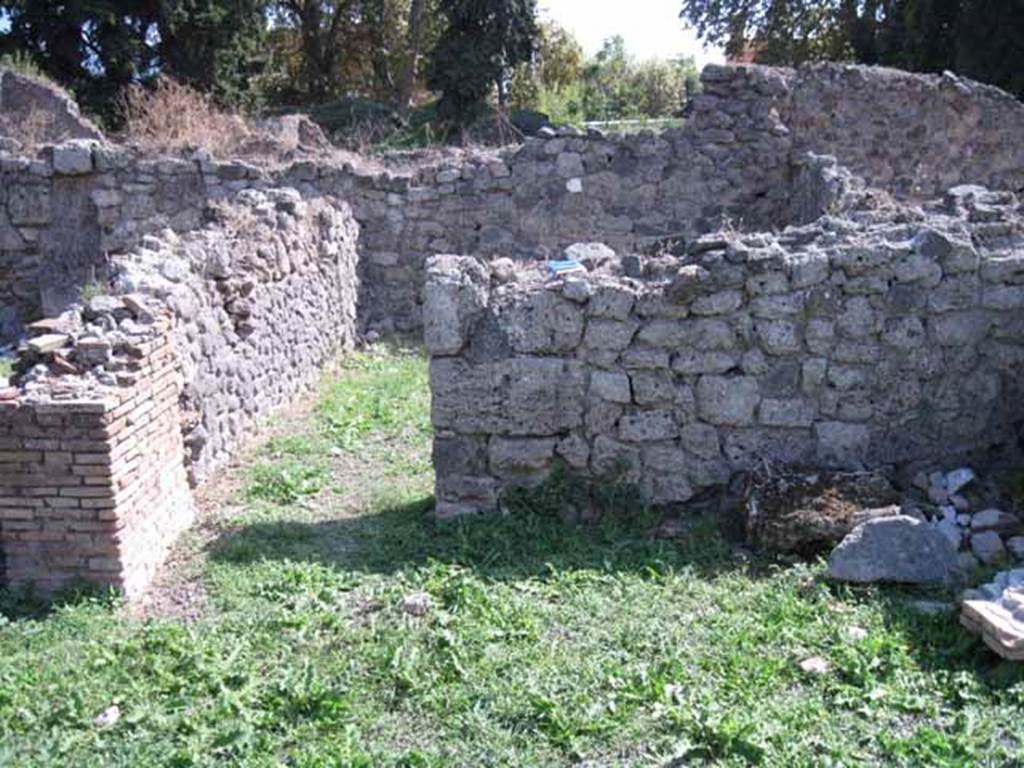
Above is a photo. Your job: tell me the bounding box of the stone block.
[590,371,631,403]
[696,375,760,426]
[619,410,677,442]
[488,437,557,476]
[814,421,870,467]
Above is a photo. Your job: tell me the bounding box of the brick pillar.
[0,333,193,599]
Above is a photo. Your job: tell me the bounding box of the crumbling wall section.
[425,187,1024,516]
[111,188,360,483]
[3,63,1023,341]
[0,314,192,597]
[780,64,1024,197]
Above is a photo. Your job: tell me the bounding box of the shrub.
[118,76,258,156]
[0,51,45,80]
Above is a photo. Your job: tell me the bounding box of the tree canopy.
[427,0,538,127]
[680,0,1024,98]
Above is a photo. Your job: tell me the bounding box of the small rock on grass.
[798,656,831,675]
[94,705,120,728]
[843,625,868,642]
[399,592,432,617]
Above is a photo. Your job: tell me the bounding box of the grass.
[2,343,1024,766]
[0,357,12,383]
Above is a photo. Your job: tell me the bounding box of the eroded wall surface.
[425,187,1024,516]
[0,315,193,598]
[2,63,1022,341]
[110,188,361,483]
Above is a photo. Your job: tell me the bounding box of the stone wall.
[0,317,193,598]
[425,186,1024,516]
[109,188,361,483]
[3,62,1021,341]
[778,64,1024,197]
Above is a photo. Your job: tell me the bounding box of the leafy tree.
[0,0,268,120]
[156,0,269,108]
[428,0,538,127]
[679,0,1024,98]
[509,20,583,117]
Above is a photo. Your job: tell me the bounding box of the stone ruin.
[0,62,1022,602]
[424,185,1024,516]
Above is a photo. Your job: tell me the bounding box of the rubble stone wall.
[110,189,361,483]
[425,187,1024,516]
[3,63,1022,341]
[0,324,193,597]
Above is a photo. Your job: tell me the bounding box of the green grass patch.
[244,459,329,506]
[0,357,12,382]
[315,344,430,453]
[2,344,1023,766]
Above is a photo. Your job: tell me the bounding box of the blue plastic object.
[546,259,585,276]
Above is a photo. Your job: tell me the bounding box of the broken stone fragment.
[827,515,958,584]
[1006,537,1024,561]
[121,293,157,323]
[970,530,1007,565]
[399,592,432,617]
[666,264,711,304]
[945,467,976,495]
[27,333,70,355]
[960,569,1024,660]
[561,275,592,303]
[76,336,112,366]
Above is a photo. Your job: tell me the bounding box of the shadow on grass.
[206,494,758,583]
[824,579,1024,689]
[0,580,118,622]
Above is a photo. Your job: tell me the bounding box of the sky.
[539,0,724,68]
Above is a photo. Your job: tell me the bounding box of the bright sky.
[540,0,723,67]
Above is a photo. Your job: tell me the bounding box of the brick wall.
[0,328,193,598]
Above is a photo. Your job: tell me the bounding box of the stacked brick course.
[0,326,193,597]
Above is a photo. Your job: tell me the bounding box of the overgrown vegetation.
[118,76,258,155]
[2,344,1023,766]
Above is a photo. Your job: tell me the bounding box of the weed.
[118,76,260,157]
[78,280,108,303]
[245,460,328,505]
[0,51,45,80]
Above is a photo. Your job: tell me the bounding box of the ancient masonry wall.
[0,323,193,598]
[110,189,361,483]
[1,61,1023,594]
[425,187,1024,517]
[2,63,1022,341]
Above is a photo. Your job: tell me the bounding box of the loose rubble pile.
[822,465,1022,581]
[3,293,168,401]
[907,466,1023,570]
[740,466,900,554]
